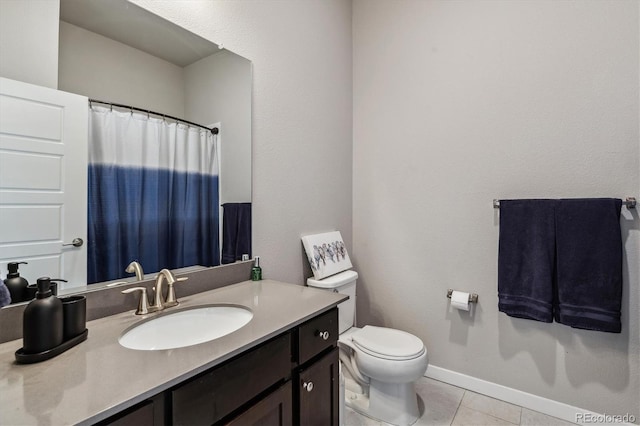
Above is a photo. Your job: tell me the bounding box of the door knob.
[302,381,314,392]
[62,238,84,247]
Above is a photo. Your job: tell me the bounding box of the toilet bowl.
[307,270,428,426]
[340,325,428,425]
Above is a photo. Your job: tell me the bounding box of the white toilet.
[307,270,428,426]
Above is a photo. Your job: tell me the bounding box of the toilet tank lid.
[307,270,358,288]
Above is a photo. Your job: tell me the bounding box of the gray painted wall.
[185,50,252,204]
[134,0,354,285]
[0,0,59,89]
[58,21,186,118]
[353,0,639,419]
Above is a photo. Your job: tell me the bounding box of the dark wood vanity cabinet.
[99,308,339,426]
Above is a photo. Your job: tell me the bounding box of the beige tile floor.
[344,377,578,426]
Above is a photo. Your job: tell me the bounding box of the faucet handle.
[122,287,150,315]
[164,276,188,308]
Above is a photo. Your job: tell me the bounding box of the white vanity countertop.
[0,280,347,425]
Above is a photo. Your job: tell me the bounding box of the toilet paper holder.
[447,289,478,304]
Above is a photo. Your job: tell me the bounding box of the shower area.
[87,101,221,283]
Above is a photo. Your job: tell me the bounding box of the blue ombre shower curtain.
[87,106,219,284]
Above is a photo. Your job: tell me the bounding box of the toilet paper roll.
[451,291,470,311]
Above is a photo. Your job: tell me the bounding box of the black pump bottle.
[4,262,29,303]
[22,277,67,354]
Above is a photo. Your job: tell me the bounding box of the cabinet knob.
[317,331,330,340]
[302,381,314,392]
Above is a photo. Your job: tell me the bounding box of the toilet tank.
[307,270,358,334]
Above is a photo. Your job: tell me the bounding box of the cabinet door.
[226,381,292,426]
[298,347,339,426]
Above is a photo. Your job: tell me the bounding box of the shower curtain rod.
[88,99,219,135]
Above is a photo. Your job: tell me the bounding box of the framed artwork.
[301,231,352,280]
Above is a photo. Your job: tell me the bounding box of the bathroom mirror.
[0,0,251,301]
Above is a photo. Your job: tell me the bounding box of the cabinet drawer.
[171,333,292,426]
[297,308,338,365]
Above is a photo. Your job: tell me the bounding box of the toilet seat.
[351,326,425,361]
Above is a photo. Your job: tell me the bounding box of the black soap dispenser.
[22,277,66,354]
[4,261,29,303]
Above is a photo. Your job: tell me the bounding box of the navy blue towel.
[555,198,622,333]
[498,200,557,322]
[221,203,252,264]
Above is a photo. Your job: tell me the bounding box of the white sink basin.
[119,305,253,350]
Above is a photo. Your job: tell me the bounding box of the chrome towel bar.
[493,197,636,209]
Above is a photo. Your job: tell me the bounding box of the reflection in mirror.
[0,0,251,304]
[86,102,221,284]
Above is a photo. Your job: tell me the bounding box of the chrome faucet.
[152,269,175,311]
[125,261,144,281]
[121,269,188,315]
[152,269,188,310]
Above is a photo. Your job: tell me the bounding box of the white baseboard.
[425,365,635,425]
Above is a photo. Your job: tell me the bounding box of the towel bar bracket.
[493,197,636,209]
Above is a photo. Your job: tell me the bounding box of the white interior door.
[0,77,87,292]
